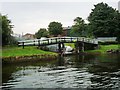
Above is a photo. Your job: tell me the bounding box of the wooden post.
[22,42,24,49]
[77,37,78,42]
[62,43,65,49]
[75,42,79,54]
[38,40,40,46]
[82,38,84,52]
[48,39,49,44]
[34,40,35,46]
[59,38,61,43]
[71,37,72,42]
[56,38,57,43]
[51,39,52,43]
[18,42,20,47]
[82,42,85,52]
[64,37,65,42]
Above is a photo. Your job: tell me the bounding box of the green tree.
[0,14,2,46]
[48,21,62,36]
[70,17,86,37]
[35,28,48,39]
[88,2,120,37]
[116,12,120,43]
[1,15,14,46]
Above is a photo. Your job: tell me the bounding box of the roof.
[63,26,71,30]
[23,33,34,36]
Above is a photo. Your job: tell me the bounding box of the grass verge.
[65,43,75,48]
[2,46,57,57]
[86,44,120,54]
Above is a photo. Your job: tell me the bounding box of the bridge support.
[75,42,85,54]
[75,41,98,54]
[82,42,85,52]
[58,42,65,55]
[75,42,81,54]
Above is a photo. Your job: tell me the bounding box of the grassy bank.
[65,43,75,48]
[2,46,57,57]
[62,43,120,54]
[86,44,120,54]
[2,44,119,58]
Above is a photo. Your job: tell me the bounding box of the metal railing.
[18,37,98,48]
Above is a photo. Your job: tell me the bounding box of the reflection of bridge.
[18,37,98,52]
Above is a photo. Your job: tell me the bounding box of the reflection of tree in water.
[2,63,20,86]
[70,54,96,68]
[2,59,57,85]
[57,54,120,89]
[57,55,65,66]
[88,54,120,73]
[87,54,120,89]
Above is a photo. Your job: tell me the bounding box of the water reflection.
[57,55,65,66]
[2,54,120,89]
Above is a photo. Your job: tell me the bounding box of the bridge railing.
[18,37,98,48]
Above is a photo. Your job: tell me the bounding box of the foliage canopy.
[1,15,14,46]
[70,17,87,37]
[88,2,120,38]
[48,21,62,36]
[35,28,48,39]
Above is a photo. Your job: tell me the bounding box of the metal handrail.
[18,37,98,48]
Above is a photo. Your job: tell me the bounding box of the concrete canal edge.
[2,54,58,64]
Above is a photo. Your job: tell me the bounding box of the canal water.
[2,54,120,89]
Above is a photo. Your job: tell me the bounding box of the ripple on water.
[2,54,120,89]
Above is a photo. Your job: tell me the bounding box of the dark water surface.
[2,54,120,89]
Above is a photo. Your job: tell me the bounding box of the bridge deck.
[18,37,98,47]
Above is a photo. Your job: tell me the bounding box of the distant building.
[22,33,35,40]
[62,26,71,36]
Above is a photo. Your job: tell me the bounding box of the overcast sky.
[1,0,119,35]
